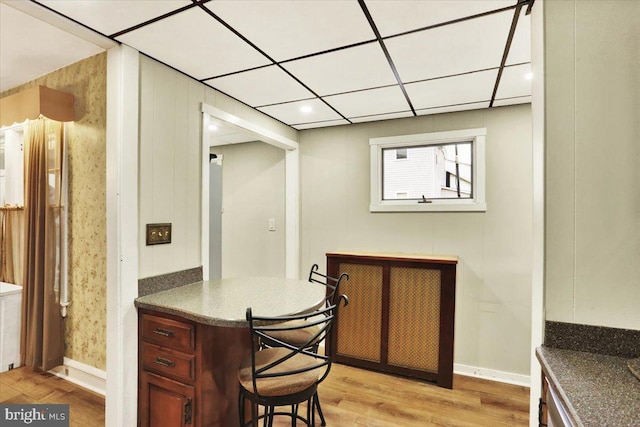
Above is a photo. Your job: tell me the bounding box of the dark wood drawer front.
[142,314,195,353]
[143,343,195,383]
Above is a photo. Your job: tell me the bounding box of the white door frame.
[200,104,300,280]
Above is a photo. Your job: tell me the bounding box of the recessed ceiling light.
[300,105,313,113]
[524,72,534,80]
[209,124,219,132]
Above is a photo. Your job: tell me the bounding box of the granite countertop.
[536,346,640,427]
[134,277,326,327]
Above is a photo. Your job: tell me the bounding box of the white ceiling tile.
[350,111,414,123]
[282,43,396,96]
[385,11,512,82]
[507,9,531,65]
[258,98,342,126]
[493,96,532,107]
[206,1,375,61]
[117,8,270,80]
[208,120,261,145]
[416,102,489,116]
[324,85,409,118]
[496,63,532,99]
[293,119,350,130]
[204,66,314,107]
[405,69,498,110]
[38,0,191,36]
[0,3,104,92]
[366,0,514,37]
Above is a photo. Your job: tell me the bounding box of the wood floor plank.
[1,363,529,426]
[269,364,530,427]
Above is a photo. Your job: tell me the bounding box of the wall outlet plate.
[146,223,172,245]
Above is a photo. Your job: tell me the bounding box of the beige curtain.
[0,208,25,284]
[20,118,64,371]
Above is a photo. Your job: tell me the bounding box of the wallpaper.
[1,53,108,370]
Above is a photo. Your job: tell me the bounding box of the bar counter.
[134,276,327,427]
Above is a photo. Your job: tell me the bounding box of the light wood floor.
[0,364,529,426]
[274,364,530,427]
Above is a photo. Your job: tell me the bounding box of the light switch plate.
[146,223,172,245]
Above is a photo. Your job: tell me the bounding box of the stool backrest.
[245,294,349,398]
[308,263,349,305]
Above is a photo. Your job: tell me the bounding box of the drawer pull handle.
[154,357,175,368]
[152,327,175,337]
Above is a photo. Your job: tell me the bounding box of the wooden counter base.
[138,309,250,427]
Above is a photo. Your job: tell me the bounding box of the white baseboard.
[454,363,530,387]
[49,357,106,396]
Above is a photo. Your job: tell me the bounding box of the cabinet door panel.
[335,263,383,362]
[388,267,441,372]
[140,371,195,427]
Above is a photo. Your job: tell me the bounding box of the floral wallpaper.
[1,53,108,370]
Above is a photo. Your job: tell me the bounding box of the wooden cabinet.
[138,309,250,427]
[327,251,457,388]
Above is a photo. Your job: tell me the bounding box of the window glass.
[382,142,472,201]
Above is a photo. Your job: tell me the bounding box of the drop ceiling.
[1,0,533,130]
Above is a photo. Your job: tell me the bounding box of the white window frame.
[370,128,486,212]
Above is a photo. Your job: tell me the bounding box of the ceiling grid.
[9,0,533,130]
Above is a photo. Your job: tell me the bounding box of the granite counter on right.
[536,322,640,427]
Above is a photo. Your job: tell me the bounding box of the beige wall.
[212,142,286,277]
[1,53,108,370]
[545,0,640,329]
[299,104,533,376]
[138,56,294,279]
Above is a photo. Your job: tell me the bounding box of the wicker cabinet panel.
[388,267,440,372]
[335,263,383,362]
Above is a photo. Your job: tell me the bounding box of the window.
[370,128,486,212]
[0,124,25,207]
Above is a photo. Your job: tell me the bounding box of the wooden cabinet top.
[327,251,458,265]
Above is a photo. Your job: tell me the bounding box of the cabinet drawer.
[143,343,195,383]
[142,313,195,353]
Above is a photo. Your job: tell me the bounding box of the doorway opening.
[200,103,299,280]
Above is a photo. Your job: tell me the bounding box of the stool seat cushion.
[238,348,322,397]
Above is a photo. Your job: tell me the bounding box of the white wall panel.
[185,78,204,268]
[544,0,576,323]
[299,104,533,376]
[138,57,156,278]
[545,0,640,330]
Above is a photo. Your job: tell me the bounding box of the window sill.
[370,202,487,213]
